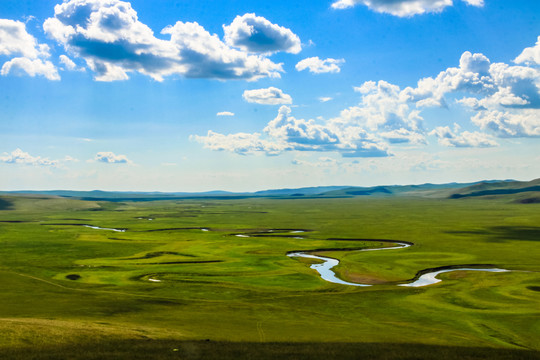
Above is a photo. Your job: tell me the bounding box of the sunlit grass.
[0,195,539,358]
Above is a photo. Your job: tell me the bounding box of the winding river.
[399,267,510,287]
[78,224,510,288]
[287,240,509,287]
[287,241,413,287]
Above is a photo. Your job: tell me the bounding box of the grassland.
[0,194,539,359]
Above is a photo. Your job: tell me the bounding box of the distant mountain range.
[1,178,539,202]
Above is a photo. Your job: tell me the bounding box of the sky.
[0,0,539,192]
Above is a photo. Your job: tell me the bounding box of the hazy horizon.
[3,176,535,194]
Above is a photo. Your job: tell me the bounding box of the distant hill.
[2,178,538,202]
[254,186,347,196]
[0,190,245,202]
[318,183,481,198]
[449,178,540,201]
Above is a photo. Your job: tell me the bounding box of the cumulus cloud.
[331,0,483,17]
[191,131,286,155]
[1,57,60,80]
[43,0,285,81]
[162,21,282,80]
[0,19,60,80]
[193,105,390,157]
[296,57,344,74]
[429,124,498,147]
[263,106,341,147]
[514,36,540,66]
[0,148,71,166]
[396,45,540,139]
[194,36,540,157]
[243,87,293,105]
[319,97,333,102]
[350,80,424,136]
[223,13,301,54]
[217,111,235,116]
[380,128,427,144]
[399,51,497,108]
[94,151,131,164]
[0,19,47,58]
[471,110,540,138]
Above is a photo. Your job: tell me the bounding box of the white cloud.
[349,80,423,134]
[0,148,67,166]
[43,0,284,81]
[59,54,77,70]
[217,111,235,116]
[319,97,333,102]
[380,128,427,145]
[195,37,540,158]
[193,105,390,157]
[243,87,293,105]
[0,19,47,58]
[296,57,344,74]
[191,131,286,155]
[162,21,282,81]
[471,110,540,138]
[59,54,86,72]
[396,45,540,140]
[94,151,131,164]
[399,51,496,108]
[0,19,59,80]
[404,51,540,111]
[462,0,484,6]
[263,106,341,147]
[331,0,483,17]
[1,57,60,80]
[223,13,301,54]
[429,124,498,147]
[514,36,540,66]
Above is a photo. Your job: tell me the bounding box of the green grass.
[2,340,540,360]
[0,195,539,359]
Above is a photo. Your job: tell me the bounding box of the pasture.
[0,195,539,359]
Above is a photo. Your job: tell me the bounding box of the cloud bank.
[193,37,540,157]
[193,105,390,158]
[0,148,71,166]
[331,0,484,17]
[429,124,498,147]
[42,0,289,81]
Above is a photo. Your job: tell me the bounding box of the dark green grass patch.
[1,340,539,360]
[0,198,13,210]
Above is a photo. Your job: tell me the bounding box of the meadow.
[0,194,539,359]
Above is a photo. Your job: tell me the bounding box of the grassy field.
[0,194,539,359]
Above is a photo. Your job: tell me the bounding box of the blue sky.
[0,0,539,191]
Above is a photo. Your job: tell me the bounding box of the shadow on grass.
[447,226,540,242]
[0,198,13,210]
[1,341,539,360]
